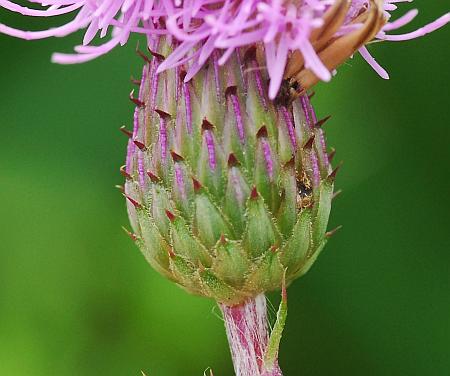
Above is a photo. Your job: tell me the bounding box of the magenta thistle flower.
[1,0,448,98]
[2,1,448,375]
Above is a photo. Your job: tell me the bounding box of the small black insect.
[296,171,313,209]
[274,78,302,107]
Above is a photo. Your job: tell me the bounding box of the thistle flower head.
[1,0,448,97]
[122,39,338,305]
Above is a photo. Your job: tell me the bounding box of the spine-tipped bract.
[124,41,337,305]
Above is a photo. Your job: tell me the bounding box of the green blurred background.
[0,2,449,375]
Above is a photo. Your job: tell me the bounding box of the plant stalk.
[220,295,283,376]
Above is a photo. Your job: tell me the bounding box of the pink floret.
[0,0,448,97]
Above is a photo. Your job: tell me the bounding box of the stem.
[220,294,283,376]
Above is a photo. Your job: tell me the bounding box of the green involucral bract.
[124,41,337,306]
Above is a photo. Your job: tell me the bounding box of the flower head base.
[1,0,448,97]
[123,39,337,305]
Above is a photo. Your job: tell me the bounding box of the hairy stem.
[220,295,283,376]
